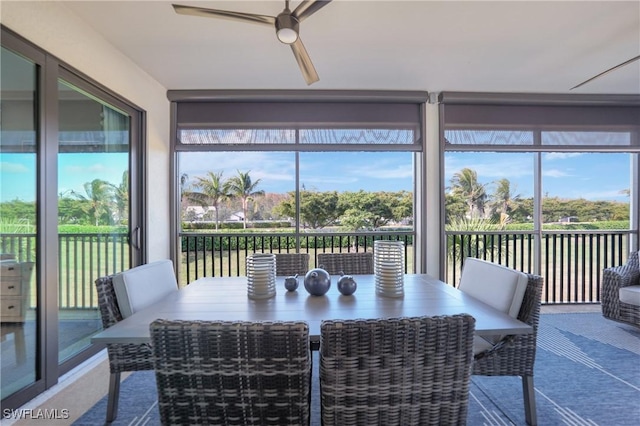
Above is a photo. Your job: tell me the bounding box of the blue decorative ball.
[337,274,357,296]
[284,275,299,291]
[304,268,331,296]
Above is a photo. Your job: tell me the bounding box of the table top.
[91,274,531,346]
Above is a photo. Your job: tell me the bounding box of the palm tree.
[491,178,520,225]
[113,170,129,224]
[70,179,114,226]
[226,170,264,229]
[188,171,229,230]
[445,216,504,269]
[450,168,487,218]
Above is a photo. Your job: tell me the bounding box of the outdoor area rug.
[74,312,640,425]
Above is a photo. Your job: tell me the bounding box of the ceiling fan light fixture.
[172,0,330,84]
[276,13,299,44]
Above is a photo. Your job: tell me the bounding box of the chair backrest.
[95,275,125,329]
[624,250,640,275]
[519,273,544,331]
[95,274,155,376]
[473,273,543,377]
[320,314,475,426]
[275,253,310,276]
[112,260,178,318]
[459,257,528,318]
[317,252,374,275]
[150,319,311,426]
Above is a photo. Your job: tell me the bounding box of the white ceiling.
[62,0,640,94]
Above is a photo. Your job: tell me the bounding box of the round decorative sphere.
[304,268,331,296]
[337,274,357,296]
[284,275,299,292]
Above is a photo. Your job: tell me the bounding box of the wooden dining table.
[91,274,531,349]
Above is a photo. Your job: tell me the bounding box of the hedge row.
[181,234,414,252]
[183,221,291,230]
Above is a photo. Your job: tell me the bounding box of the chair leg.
[522,375,537,426]
[106,372,121,423]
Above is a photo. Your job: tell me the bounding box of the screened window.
[440,92,640,302]
[445,130,534,146]
[170,91,427,283]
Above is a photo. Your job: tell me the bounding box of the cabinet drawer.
[1,297,24,322]
[1,277,22,296]
[1,264,21,278]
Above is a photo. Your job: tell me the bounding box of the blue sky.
[179,151,631,201]
[179,151,414,194]
[0,151,632,202]
[445,151,631,200]
[1,152,128,202]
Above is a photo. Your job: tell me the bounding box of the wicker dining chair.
[95,275,154,423]
[472,273,544,426]
[316,252,374,275]
[320,314,475,426]
[601,251,640,327]
[275,253,310,276]
[150,319,311,426]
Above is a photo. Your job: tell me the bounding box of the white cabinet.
[1,262,34,323]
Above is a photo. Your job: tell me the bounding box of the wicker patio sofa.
[601,251,640,327]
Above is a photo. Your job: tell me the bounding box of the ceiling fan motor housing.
[276,13,300,44]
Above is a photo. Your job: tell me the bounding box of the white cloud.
[0,162,30,173]
[578,189,630,200]
[64,163,109,174]
[351,163,413,179]
[302,176,359,186]
[444,155,533,181]
[543,169,571,178]
[181,152,295,183]
[544,153,583,161]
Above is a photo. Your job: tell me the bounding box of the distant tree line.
[1,171,129,227]
[181,169,413,231]
[0,167,629,230]
[274,189,413,230]
[445,167,629,224]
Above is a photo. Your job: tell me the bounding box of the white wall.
[1,1,171,261]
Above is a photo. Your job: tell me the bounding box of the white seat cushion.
[459,258,529,349]
[113,260,178,318]
[620,285,640,306]
[459,257,528,318]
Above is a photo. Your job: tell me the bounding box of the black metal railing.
[179,231,415,284]
[1,229,636,309]
[445,229,635,304]
[1,232,130,309]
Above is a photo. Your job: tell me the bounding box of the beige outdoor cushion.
[620,286,640,307]
[459,257,528,318]
[459,257,529,352]
[113,259,178,318]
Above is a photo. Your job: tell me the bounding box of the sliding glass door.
[0,46,39,400]
[1,27,145,409]
[57,80,134,363]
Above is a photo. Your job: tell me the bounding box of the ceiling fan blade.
[570,55,640,90]
[172,4,275,26]
[290,38,319,85]
[292,0,332,23]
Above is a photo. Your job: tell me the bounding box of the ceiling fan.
[570,54,640,90]
[172,1,332,85]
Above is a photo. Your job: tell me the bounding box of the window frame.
[439,92,640,277]
[169,90,429,279]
